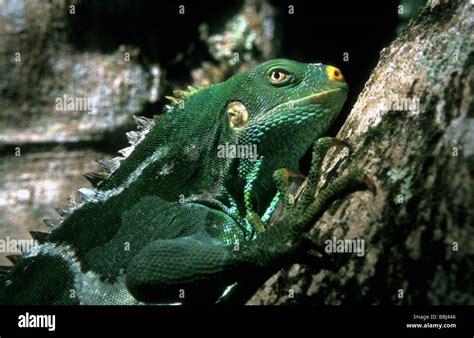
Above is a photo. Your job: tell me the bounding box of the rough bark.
[0,0,471,305]
[0,1,160,263]
[249,0,473,305]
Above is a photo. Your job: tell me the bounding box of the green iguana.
[0,59,373,305]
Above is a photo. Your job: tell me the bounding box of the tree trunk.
[249,0,473,305]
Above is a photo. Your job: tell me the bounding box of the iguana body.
[0,59,369,304]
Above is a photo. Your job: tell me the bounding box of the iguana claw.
[363,174,377,196]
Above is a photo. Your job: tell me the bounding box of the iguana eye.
[268,69,288,84]
[227,101,249,131]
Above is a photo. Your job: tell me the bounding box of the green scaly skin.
[0,59,370,304]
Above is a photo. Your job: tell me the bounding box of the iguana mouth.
[290,87,348,107]
[254,85,348,124]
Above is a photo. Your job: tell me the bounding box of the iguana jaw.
[306,86,348,103]
[252,83,348,125]
[275,82,348,111]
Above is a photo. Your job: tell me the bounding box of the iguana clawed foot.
[296,137,352,209]
[293,233,335,269]
[272,168,298,210]
[248,137,375,267]
[265,137,350,226]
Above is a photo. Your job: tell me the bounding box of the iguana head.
[224,58,348,172]
[120,59,348,203]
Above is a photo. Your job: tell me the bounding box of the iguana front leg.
[126,138,372,304]
[217,137,373,304]
[246,138,373,265]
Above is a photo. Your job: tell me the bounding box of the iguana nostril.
[326,65,344,82]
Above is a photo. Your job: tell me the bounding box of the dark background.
[3,0,472,313]
[66,0,400,132]
[0,0,407,266]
